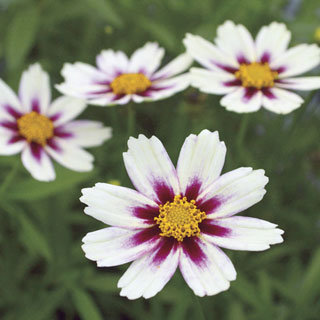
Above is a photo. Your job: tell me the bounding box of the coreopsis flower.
[81,130,283,299]
[0,64,112,181]
[184,21,320,114]
[56,42,192,106]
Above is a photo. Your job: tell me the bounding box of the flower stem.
[127,104,136,137]
[0,160,19,197]
[194,295,206,320]
[237,114,249,150]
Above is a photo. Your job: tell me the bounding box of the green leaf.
[82,274,119,293]
[71,288,103,320]
[5,6,39,70]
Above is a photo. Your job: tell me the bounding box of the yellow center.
[110,73,152,95]
[235,62,278,89]
[17,112,54,146]
[154,195,207,242]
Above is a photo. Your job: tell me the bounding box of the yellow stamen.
[154,195,207,242]
[235,62,278,89]
[110,73,151,95]
[17,111,54,146]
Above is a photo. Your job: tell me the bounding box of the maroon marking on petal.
[197,197,221,214]
[133,205,159,224]
[30,143,42,162]
[50,113,61,122]
[244,87,258,100]
[8,135,24,144]
[184,180,202,201]
[224,79,242,87]
[31,99,40,113]
[88,88,112,95]
[237,56,250,64]
[152,237,177,265]
[111,94,125,101]
[54,127,73,139]
[260,52,271,63]
[200,219,231,237]
[0,121,18,131]
[274,66,286,74]
[262,88,276,99]
[5,105,22,119]
[154,182,175,204]
[181,237,206,266]
[47,138,62,152]
[131,226,160,245]
[214,63,238,74]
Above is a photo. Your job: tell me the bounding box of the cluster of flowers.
[1,21,319,299]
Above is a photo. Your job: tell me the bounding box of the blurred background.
[0,0,320,319]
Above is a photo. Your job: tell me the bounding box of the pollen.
[154,195,207,242]
[235,62,278,89]
[110,73,152,95]
[17,112,54,146]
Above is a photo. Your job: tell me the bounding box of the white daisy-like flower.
[184,21,320,114]
[0,64,112,181]
[56,42,192,106]
[81,130,284,300]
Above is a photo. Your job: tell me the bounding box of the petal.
[255,22,291,62]
[220,87,262,113]
[18,63,51,114]
[215,21,256,63]
[262,87,303,114]
[45,138,94,172]
[48,96,87,126]
[152,52,193,80]
[60,120,112,147]
[202,216,284,251]
[177,130,226,200]
[118,238,179,299]
[123,135,180,204]
[0,132,25,155]
[96,49,129,76]
[190,67,238,94]
[183,33,238,72]
[128,42,165,76]
[21,143,55,181]
[276,77,320,91]
[80,183,159,228]
[82,227,160,267]
[270,44,320,78]
[197,167,268,218]
[179,237,236,297]
[0,79,23,119]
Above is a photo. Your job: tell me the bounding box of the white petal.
[80,183,158,228]
[123,135,180,203]
[118,240,179,299]
[183,33,238,71]
[177,130,226,198]
[96,49,129,76]
[0,79,23,119]
[152,52,193,79]
[45,138,94,172]
[255,22,291,62]
[198,167,268,218]
[48,96,87,126]
[203,216,284,251]
[0,134,25,155]
[190,67,238,94]
[179,238,236,297]
[18,63,51,114]
[215,21,256,62]
[82,227,159,267]
[61,120,112,147]
[220,87,262,113]
[276,77,320,91]
[128,42,165,76]
[262,88,303,114]
[21,144,55,181]
[270,44,320,78]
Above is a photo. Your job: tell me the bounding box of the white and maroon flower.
[81,130,283,299]
[0,64,112,181]
[184,21,320,114]
[56,42,192,106]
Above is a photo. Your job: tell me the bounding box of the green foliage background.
[0,0,320,319]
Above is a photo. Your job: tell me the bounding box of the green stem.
[127,104,136,137]
[0,160,19,196]
[236,114,249,150]
[194,295,206,320]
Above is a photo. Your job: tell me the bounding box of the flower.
[80,130,283,299]
[184,21,320,114]
[56,42,192,106]
[0,64,112,181]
